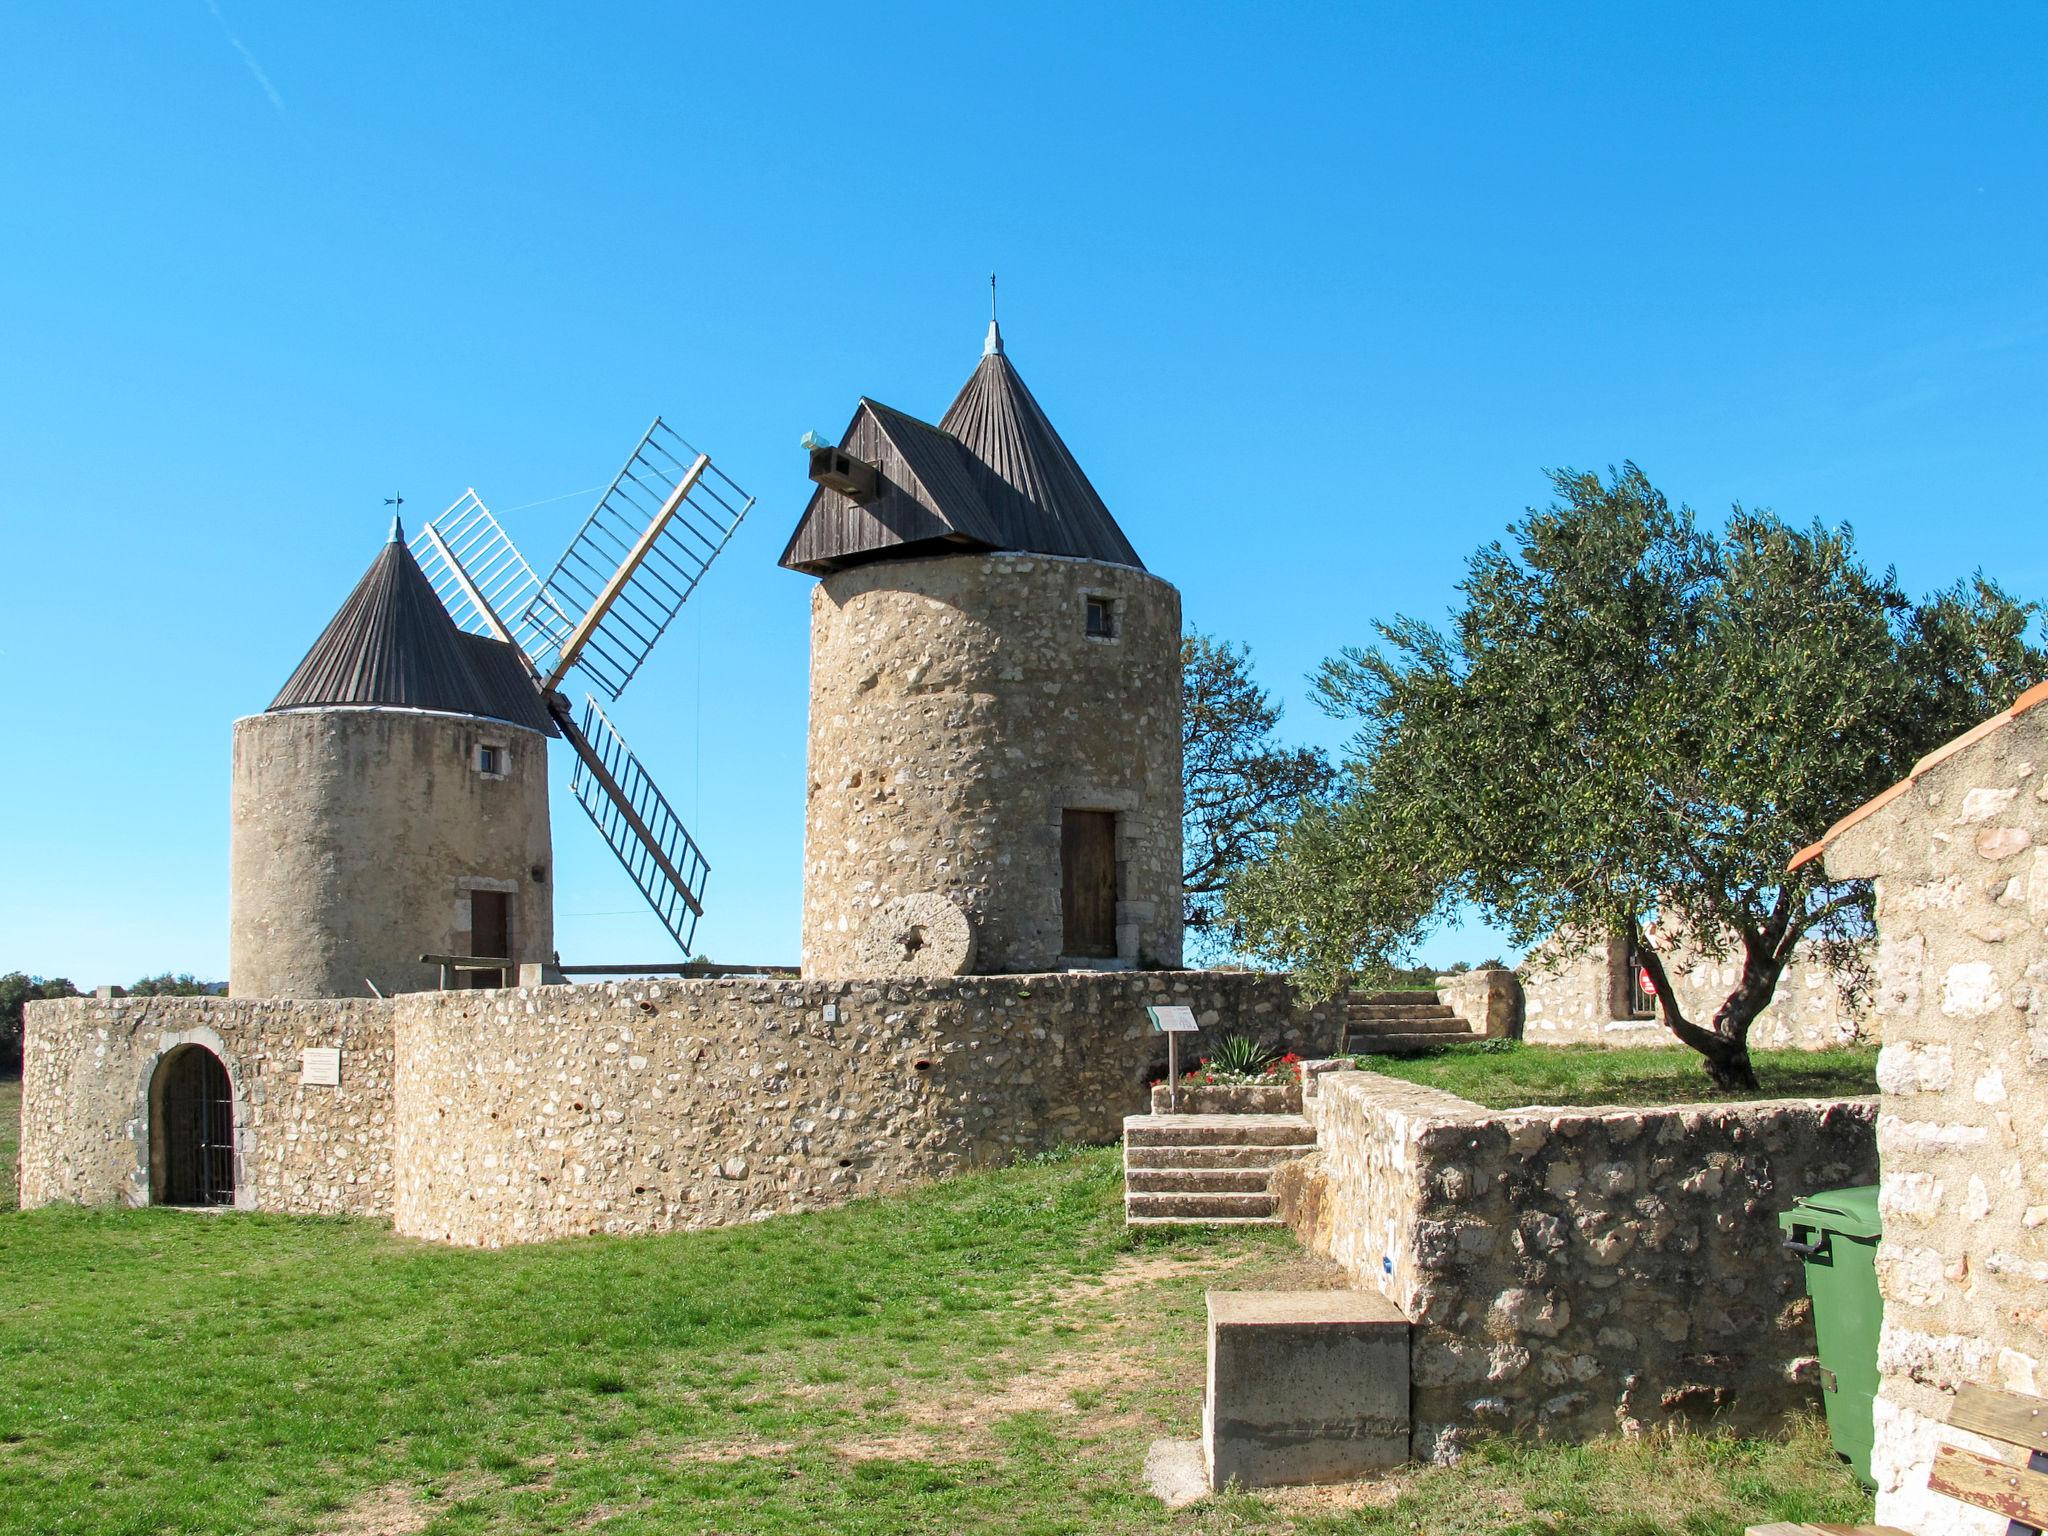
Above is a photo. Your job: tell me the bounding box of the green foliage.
[122,973,224,997]
[1353,1042,1878,1109]
[1181,632,1332,955]
[1229,466,2046,1086]
[0,973,79,1076]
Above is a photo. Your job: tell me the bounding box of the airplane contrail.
[205,0,288,122]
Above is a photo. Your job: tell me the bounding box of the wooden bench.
[1749,1383,2047,1535]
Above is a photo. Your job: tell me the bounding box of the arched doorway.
[150,1046,236,1206]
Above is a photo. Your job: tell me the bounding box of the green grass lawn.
[1355,1041,1879,1109]
[0,1077,1872,1535]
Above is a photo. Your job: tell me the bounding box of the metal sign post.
[1147,1005,1199,1112]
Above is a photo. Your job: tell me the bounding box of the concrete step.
[1350,990,1444,1007]
[1123,1143,1305,1171]
[1125,1166,1275,1194]
[1123,1114,1315,1149]
[1347,1016,1473,1037]
[1345,1031,1481,1054]
[1124,1190,1278,1220]
[1125,1214,1285,1228]
[1344,1004,1458,1022]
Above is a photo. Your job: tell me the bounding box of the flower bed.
[1148,1050,1306,1113]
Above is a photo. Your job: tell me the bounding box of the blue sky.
[3,2,2045,986]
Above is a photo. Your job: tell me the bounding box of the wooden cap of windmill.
[780,293,1144,576]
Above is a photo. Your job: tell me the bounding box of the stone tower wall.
[229,707,553,999]
[801,552,1182,976]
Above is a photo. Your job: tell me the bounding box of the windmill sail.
[561,695,709,953]
[522,419,754,700]
[411,492,575,665]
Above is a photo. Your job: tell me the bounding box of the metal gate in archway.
[153,1046,235,1206]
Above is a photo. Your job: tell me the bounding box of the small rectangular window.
[1085,596,1116,639]
[476,744,504,776]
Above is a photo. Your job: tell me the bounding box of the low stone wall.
[23,970,1339,1243]
[1274,1069,1878,1460]
[18,996,395,1216]
[1148,1081,1301,1115]
[1436,969,1522,1038]
[1520,933,1871,1051]
[393,971,1336,1245]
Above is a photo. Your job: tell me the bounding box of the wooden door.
[1061,810,1118,958]
[468,889,510,988]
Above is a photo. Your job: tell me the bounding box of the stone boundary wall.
[1436,969,1522,1038]
[22,971,1339,1243]
[393,971,1338,1245]
[1519,933,1872,1051]
[18,995,395,1216]
[1273,1070,1878,1460]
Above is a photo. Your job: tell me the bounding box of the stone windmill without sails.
[229,419,753,999]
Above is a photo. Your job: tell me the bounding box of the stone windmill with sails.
[231,422,753,998]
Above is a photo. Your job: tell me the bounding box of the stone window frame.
[473,739,510,779]
[131,1024,255,1212]
[1081,590,1120,644]
[1605,936,1658,1020]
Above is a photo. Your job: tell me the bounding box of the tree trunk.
[1630,922,1766,1092]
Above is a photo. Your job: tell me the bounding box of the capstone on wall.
[800,552,1182,976]
[1519,930,1871,1051]
[1820,703,2048,1536]
[21,972,1339,1242]
[230,707,554,999]
[17,995,394,1215]
[1274,1070,1877,1460]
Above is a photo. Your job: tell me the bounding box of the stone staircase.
[1122,1113,1316,1226]
[1341,989,1481,1054]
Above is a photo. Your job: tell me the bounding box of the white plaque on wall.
[300,1047,341,1087]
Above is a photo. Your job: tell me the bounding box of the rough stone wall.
[1275,1069,1878,1460]
[23,971,1336,1241]
[1821,705,2048,1536]
[392,970,1334,1246]
[1436,969,1523,1038]
[230,706,554,1000]
[800,552,1183,976]
[1519,930,1871,1050]
[18,995,394,1216]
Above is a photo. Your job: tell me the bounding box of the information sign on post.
[1147,1006,1200,1112]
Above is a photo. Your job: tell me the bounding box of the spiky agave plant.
[1203,1034,1278,1082]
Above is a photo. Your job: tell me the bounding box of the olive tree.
[1228,466,2045,1088]
[1181,632,1332,954]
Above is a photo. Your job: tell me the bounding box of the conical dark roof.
[268,530,557,735]
[779,325,1145,575]
[936,332,1142,570]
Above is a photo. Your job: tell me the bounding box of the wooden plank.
[1950,1383,2048,1456]
[1928,1442,2048,1526]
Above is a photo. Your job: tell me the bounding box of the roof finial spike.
[384,492,405,543]
[984,271,1003,357]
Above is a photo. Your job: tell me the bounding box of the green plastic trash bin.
[1779,1184,1882,1488]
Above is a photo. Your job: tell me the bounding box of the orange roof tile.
[1787,679,2048,871]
